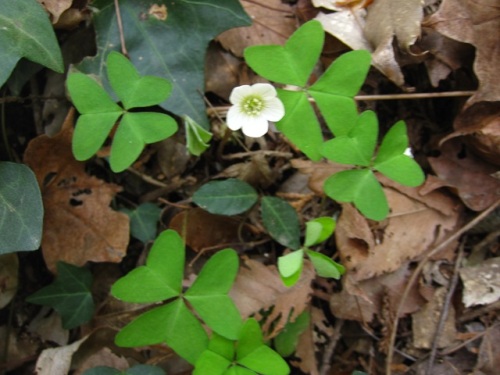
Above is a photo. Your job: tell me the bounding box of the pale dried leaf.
[217,0,297,57]
[74,347,129,375]
[37,0,72,23]
[229,256,314,338]
[460,257,500,307]
[28,308,69,346]
[35,336,88,375]
[23,110,129,273]
[412,287,457,349]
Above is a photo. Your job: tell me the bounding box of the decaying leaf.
[475,324,500,375]
[460,257,500,307]
[24,109,129,273]
[37,0,73,24]
[35,335,88,375]
[424,0,500,104]
[425,137,500,211]
[0,254,18,309]
[412,287,457,349]
[168,207,246,252]
[217,0,297,57]
[229,256,315,338]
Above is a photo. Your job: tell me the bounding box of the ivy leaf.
[0,162,43,253]
[261,197,301,250]
[308,50,371,136]
[121,203,162,243]
[77,0,251,127]
[111,230,184,303]
[374,121,425,186]
[275,89,324,161]
[304,217,336,247]
[324,169,389,221]
[184,115,213,156]
[0,0,63,87]
[321,110,378,166]
[244,20,324,87]
[26,262,94,329]
[305,250,345,279]
[193,179,258,216]
[185,249,242,340]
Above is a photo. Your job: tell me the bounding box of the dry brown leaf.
[474,324,500,375]
[424,0,500,104]
[73,347,129,375]
[168,208,245,252]
[330,263,426,322]
[37,0,73,24]
[217,0,297,57]
[217,153,275,188]
[205,42,241,99]
[443,102,500,166]
[28,308,69,346]
[229,256,314,338]
[23,109,129,273]
[425,137,500,211]
[335,186,460,283]
[290,159,350,195]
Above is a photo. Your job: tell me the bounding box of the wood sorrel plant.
[243,20,425,221]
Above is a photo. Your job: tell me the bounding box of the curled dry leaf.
[424,0,500,104]
[425,137,500,211]
[229,256,314,338]
[37,0,73,24]
[475,324,500,374]
[460,257,500,308]
[24,109,129,273]
[217,0,297,57]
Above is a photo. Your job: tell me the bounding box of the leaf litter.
[2,0,500,374]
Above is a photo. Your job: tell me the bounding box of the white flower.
[226,83,285,138]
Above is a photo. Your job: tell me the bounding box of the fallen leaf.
[335,185,460,282]
[460,257,500,307]
[412,287,457,349]
[443,102,500,166]
[24,109,129,273]
[0,325,40,372]
[229,256,315,338]
[37,0,73,24]
[217,0,297,57]
[424,0,500,104]
[169,207,245,252]
[475,324,500,375]
[27,307,69,346]
[35,335,88,375]
[73,347,129,375]
[426,137,500,211]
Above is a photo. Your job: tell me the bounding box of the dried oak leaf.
[424,0,500,104]
[217,0,297,57]
[425,137,500,211]
[229,256,315,338]
[24,110,129,273]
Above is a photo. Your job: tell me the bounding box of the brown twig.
[320,319,345,375]
[425,241,464,375]
[385,198,500,375]
[114,0,128,56]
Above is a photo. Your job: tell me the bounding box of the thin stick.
[242,0,294,14]
[385,198,500,375]
[425,241,464,375]
[320,319,345,375]
[222,150,293,160]
[114,0,128,56]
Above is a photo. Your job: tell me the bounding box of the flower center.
[241,95,264,116]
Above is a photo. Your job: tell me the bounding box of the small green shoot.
[27,262,94,329]
[194,318,290,375]
[111,230,242,364]
[184,115,213,156]
[67,51,178,172]
[278,217,344,287]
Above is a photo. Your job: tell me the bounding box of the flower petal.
[241,117,269,138]
[251,83,278,100]
[229,85,252,105]
[226,106,244,130]
[262,97,285,122]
